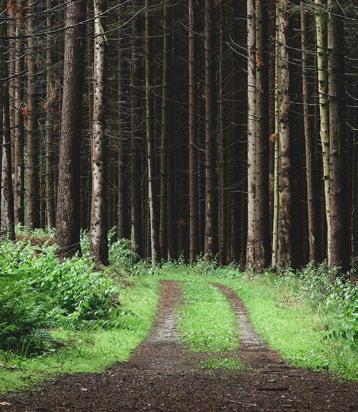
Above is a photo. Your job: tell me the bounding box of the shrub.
[0,240,120,355]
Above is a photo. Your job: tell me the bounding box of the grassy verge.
[214,272,357,380]
[157,261,357,380]
[0,276,158,395]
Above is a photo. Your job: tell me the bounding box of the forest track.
[2,280,358,411]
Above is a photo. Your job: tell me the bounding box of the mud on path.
[3,280,358,411]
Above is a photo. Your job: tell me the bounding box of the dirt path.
[3,280,358,411]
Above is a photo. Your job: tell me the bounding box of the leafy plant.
[0,240,120,355]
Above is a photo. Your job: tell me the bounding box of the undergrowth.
[0,231,356,395]
[0,232,159,394]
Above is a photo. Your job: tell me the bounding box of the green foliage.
[283,264,357,352]
[110,238,139,271]
[219,269,358,380]
[0,240,120,355]
[0,275,158,395]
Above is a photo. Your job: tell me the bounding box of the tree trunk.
[145,0,159,266]
[45,0,56,228]
[14,1,25,226]
[271,0,280,267]
[246,0,257,269]
[130,16,141,256]
[315,0,331,262]
[301,1,318,263]
[204,0,217,260]
[117,5,127,240]
[90,0,108,265]
[159,0,169,259]
[26,0,40,229]
[255,0,270,269]
[56,0,86,258]
[277,0,292,267]
[218,6,227,265]
[188,0,198,262]
[1,7,15,240]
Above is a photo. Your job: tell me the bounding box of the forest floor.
[2,279,357,411]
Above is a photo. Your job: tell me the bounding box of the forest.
[0,0,357,410]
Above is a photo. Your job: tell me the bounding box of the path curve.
[2,280,358,411]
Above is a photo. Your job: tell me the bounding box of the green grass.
[0,276,159,395]
[156,262,357,380]
[176,278,238,352]
[214,272,358,380]
[1,239,356,397]
[201,356,245,372]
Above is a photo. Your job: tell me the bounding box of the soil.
[2,280,358,411]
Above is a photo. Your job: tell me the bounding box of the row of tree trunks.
[0,1,353,272]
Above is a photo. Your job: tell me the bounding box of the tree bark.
[159,0,169,259]
[256,0,270,268]
[1,6,15,240]
[188,0,198,262]
[26,0,40,229]
[204,0,217,260]
[14,1,25,226]
[129,16,141,257]
[56,0,86,258]
[218,6,226,266]
[246,0,257,269]
[45,0,56,228]
[301,1,318,263]
[315,0,331,262]
[277,0,292,267]
[145,0,159,266]
[90,0,108,265]
[117,5,127,240]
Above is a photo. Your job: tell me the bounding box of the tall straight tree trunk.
[45,0,56,228]
[7,1,15,183]
[254,0,270,270]
[204,0,217,260]
[90,0,108,265]
[327,0,348,269]
[218,6,226,265]
[130,16,141,256]
[14,1,25,226]
[159,0,168,259]
[1,7,15,240]
[315,0,331,261]
[188,0,198,262]
[277,0,292,267]
[246,0,257,269]
[145,0,159,266]
[56,0,86,258]
[117,5,127,240]
[301,1,318,263]
[26,0,40,229]
[271,7,280,267]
